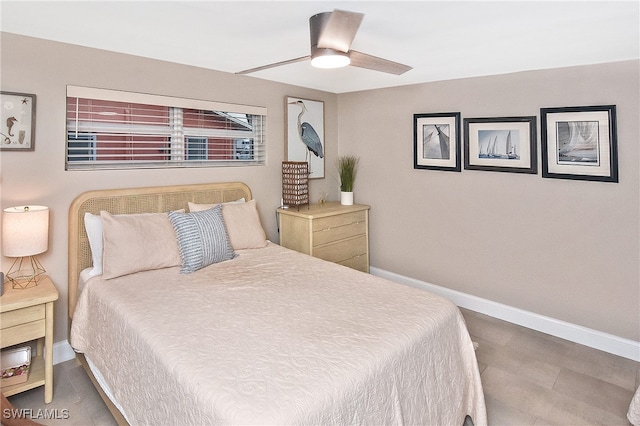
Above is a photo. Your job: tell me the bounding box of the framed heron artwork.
[464,116,537,174]
[1,91,36,151]
[286,97,325,179]
[413,112,461,172]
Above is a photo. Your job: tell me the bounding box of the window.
[186,137,207,160]
[67,132,97,162]
[66,86,267,170]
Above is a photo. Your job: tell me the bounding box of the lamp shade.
[2,205,49,257]
[282,161,309,209]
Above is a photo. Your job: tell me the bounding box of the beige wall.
[0,33,339,344]
[2,33,638,346]
[338,60,640,341]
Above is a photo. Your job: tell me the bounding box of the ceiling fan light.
[311,50,350,69]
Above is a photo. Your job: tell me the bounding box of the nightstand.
[1,276,59,403]
[278,202,370,272]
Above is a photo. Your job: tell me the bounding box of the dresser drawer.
[314,235,367,264]
[312,211,366,246]
[338,253,369,273]
[1,305,45,329]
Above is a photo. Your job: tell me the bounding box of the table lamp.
[2,205,49,289]
[282,161,309,211]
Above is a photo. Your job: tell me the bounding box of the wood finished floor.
[6,308,638,425]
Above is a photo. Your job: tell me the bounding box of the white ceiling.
[2,1,639,94]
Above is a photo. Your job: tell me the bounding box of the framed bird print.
[286,96,325,179]
[1,91,36,151]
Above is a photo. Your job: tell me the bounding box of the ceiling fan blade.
[348,50,412,75]
[236,56,310,75]
[316,9,364,52]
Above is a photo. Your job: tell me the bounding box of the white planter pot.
[340,191,354,206]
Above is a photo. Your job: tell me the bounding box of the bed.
[630,386,640,426]
[68,182,486,426]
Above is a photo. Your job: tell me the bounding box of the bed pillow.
[100,211,183,280]
[188,198,245,212]
[168,205,236,273]
[220,199,268,250]
[84,212,103,276]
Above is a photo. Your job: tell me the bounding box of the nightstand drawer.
[314,235,367,264]
[1,305,45,329]
[1,319,45,348]
[312,211,366,246]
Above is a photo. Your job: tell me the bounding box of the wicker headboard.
[68,182,252,319]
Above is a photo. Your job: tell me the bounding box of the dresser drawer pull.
[319,220,364,232]
[346,253,364,260]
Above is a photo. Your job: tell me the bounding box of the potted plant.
[337,155,359,205]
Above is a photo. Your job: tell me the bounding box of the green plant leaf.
[337,155,359,192]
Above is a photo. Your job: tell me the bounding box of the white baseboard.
[53,340,76,365]
[371,267,640,362]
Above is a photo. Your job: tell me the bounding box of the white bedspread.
[71,243,486,425]
[629,386,640,426]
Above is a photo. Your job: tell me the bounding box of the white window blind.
[66,86,267,170]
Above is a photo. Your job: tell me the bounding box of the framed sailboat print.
[464,116,537,174]
[413,112,461,172]
[540,105,618,182]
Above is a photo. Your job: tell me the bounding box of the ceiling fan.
[237,9,412,76]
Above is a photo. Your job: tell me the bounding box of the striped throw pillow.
[168,205,236,273]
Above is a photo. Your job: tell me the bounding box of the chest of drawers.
[277,202,370,272]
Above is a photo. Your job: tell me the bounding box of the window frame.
[65,86,267,170]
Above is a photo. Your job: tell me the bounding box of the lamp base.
[6,256,46,289]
